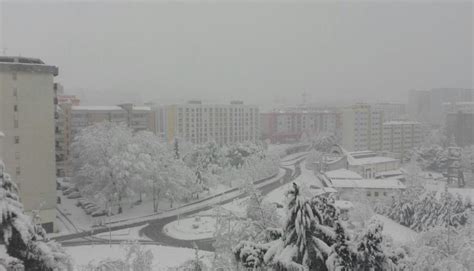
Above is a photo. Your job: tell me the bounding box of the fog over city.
[0,1,473,270]
[1,1,472,106]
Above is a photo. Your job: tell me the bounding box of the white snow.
[65,244,212,270]
[373,214,418,244]
[330,178,406,190]
[325,169,363,180]
[163,216,216,240]
[349,156,399,166]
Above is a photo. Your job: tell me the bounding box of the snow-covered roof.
[349,156,399,166]
[325,169,363,180]
[72,106,124,111]
[374,169,404,178]
[331,178,406,190]
[133,106,151,111]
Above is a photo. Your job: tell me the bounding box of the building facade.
[382,121,423,159]
[156,101,259,144]
[408,88,474,125]
[0,56,58,232]
[446,112,474,147]
[341,104,383,152]
[372,103,407,121]
[260,109,339,143]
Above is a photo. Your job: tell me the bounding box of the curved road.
[140,160,302,251]
[56,154,305,251]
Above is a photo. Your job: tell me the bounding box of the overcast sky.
[0,1,472,107]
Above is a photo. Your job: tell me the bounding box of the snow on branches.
[0,162,72,270]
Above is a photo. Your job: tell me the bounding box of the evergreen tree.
[264,183,335,270]
[355,220,394,271]
[0,162,72,270]
[326,221,357,271]
[174,138,180,160]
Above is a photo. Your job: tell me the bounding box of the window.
[383,192,387,196]
[16,167,20,176]
[15,152,20,159]
[366,191,371,197]
[14,104,18,112]
[374,192,379,197]
[14,136,19,144]
[13,88,17,97]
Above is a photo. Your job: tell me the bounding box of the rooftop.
[330,178,406,190]
[72,106,124,111]
[325,169,363,180]
[349,156,399,166]
[0,56,58,75]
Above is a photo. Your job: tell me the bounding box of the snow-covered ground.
[65,244,213,270]
[374,214,418,244]
[163,216,216,240]
[266,166,322,204]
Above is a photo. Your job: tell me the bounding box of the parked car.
[67,191,81,199]
[91,209,107,217]
[63,187,77,196]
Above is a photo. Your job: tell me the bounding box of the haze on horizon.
[0,0,472,107]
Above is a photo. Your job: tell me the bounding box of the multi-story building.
[340,104,383,152]
[0,56,58,232]
[408,88,474,125]
[260,109,339,143]
[372,103,407,121]
[156,100,259,144]
[446,111,474,147]
[70,105,127,135]
[382,121,423,159]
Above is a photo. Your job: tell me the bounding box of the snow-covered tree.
[0,162,72,270]
[326,221,357,271]
[85,241,153,271]
[311,133,337,153]
[405,219,474,270]
[264,183,335,270]
[354,219,396,271]
[72,122,134,213]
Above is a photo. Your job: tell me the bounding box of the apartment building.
[156,100,259,144]
[260,109,339,143]
[382,121,423,159]
[408,88,474,125]
[341,104,383,152]
[446,111,474,147]
[0,56,58,232]
[372,103,407,121]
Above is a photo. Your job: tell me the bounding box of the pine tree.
[326,221,356,271]
[355,219,395,271]
[174,138,180,160]
[0,162,72,270]
[264,183,335,270]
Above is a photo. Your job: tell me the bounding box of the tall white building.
[156,100,259,144]
[0,56,58,232]
[382,121,422,159]
[341,104,383,152]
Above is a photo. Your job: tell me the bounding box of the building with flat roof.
[156,101,259,144]
[0,56,58,232]
[260,109,339,143]
[340,104,383,152]
[382,121,423,159]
